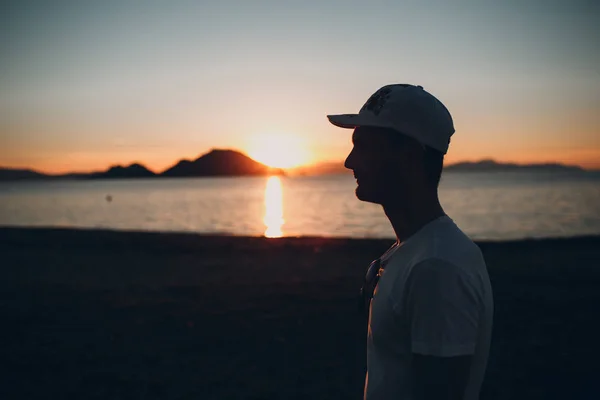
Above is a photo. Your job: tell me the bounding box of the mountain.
[445,160,585,173]
[285,159,589,177]
[161,149,284,177]
[0,168,50,181]
[0,164,155,181]
[89,163,156,179]
[1,155,590,182]
[0,150,281,181]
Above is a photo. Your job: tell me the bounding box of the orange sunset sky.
[1,1,599,173]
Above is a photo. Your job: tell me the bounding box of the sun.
[246,133,312,169]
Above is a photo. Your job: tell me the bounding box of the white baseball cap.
[327,84,455,154]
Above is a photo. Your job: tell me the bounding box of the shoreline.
[2,224,599,243]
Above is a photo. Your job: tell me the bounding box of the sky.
[1,0,599,173]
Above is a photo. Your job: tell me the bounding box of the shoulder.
[423,218,487,276]
[406,257,484,307]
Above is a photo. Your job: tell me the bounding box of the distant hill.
[161,149,284,177]
[445,160,585,173]
[0,168,50,181]
[89,163,156,179]
[1,156,591,182]
[286,159,589,176]
[0,164,155,181]
[0,150,280,181]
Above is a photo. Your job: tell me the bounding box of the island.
[161,149,284,178]
[444,159,585,173]
[0,156,592,181]
[0,149,284,181]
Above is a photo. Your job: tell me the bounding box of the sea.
[0,171,599,241]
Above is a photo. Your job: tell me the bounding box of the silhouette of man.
[327,84,493,400]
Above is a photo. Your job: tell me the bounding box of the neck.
[383,192,446,243]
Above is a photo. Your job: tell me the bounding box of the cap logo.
[360,87,392,116]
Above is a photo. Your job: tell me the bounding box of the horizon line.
[1,150,597,177]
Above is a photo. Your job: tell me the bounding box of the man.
[327,84,493,400]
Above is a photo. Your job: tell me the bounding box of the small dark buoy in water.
[106,195,112,202]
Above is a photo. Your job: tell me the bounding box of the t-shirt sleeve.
[405,258,481,357]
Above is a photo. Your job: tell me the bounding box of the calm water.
[0,172,599,240]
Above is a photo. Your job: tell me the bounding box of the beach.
[1,227,599,400]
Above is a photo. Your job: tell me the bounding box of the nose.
[344,147,355,171]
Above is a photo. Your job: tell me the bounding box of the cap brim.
[327,114,392,130]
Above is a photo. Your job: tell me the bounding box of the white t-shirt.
[364,215,493,400]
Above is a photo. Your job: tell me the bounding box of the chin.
[355,185,383,205]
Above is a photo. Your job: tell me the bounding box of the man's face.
[344,127,419,205]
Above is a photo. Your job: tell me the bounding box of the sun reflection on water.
[263,176,284,238]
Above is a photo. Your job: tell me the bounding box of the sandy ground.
[1,227,599,399]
